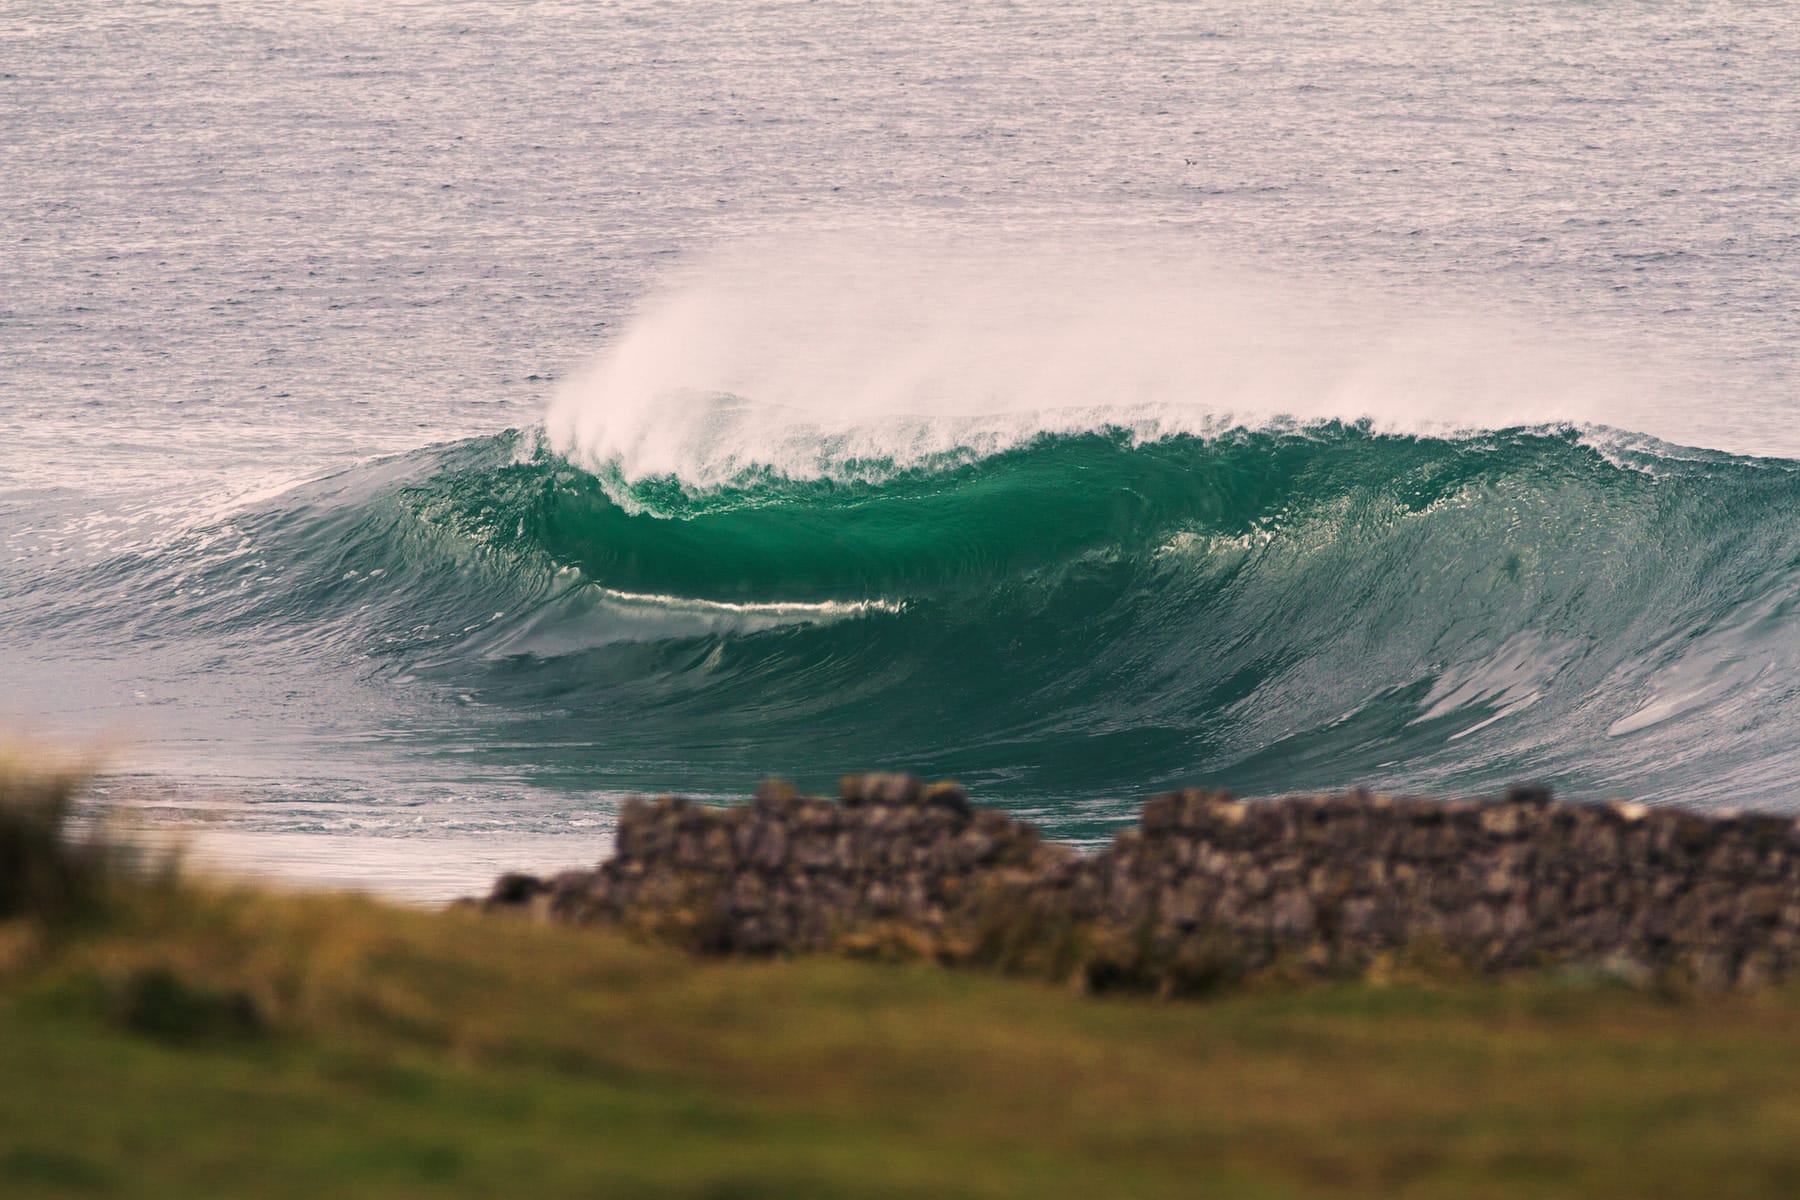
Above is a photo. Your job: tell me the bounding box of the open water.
[3,1,1797,897]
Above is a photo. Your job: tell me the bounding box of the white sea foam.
[470,579,904,658]
[547,228,1677,491]
[586,585,904,621]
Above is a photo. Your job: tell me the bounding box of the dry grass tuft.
[0,745,119,925]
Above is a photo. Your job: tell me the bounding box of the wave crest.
[545,232,1678,493]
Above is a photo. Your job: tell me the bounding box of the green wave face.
[66,424,1800,823]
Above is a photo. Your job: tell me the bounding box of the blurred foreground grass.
[4,760,1800,1198]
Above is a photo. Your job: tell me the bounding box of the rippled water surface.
[3,1,1797,896]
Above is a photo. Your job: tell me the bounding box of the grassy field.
[5,766,1800,1198]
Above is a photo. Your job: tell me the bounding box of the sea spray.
[544,230,1674,495]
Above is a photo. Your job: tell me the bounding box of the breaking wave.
[42,417,1800,812]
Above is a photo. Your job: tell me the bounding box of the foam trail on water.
[547,228,1671,490]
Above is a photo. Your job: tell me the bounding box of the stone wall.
[487,776,1800,991]
[1093,786,1800,990]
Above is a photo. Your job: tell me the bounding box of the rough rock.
[484,778,1800,991]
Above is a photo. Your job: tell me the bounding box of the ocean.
[3,0,1797,898]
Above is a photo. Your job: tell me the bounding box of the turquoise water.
[3,2,1797,896]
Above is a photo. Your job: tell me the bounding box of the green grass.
[5,885,1800,1199]
[5,761,1800,1198]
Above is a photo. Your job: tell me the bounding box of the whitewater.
[2,0,1797,897]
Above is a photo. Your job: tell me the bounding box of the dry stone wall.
[487,776,1800,990]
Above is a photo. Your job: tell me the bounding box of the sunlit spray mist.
[546,229,1665,492]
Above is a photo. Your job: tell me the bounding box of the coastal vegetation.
[5,761,1800,1198]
